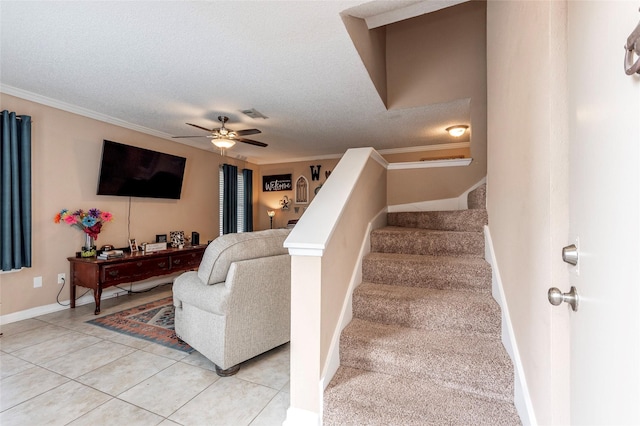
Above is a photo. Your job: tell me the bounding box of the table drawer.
[102,257,171,284]
[171,251,203,271]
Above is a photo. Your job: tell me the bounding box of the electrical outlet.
[57,273,66,284]
[34,276,42,288]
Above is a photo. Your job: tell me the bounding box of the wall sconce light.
[267,210,275,229]
[280,196,290,210]
[446,125,469,137]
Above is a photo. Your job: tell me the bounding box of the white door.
[567,1,640,424]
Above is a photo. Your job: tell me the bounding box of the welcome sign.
[263,174,292,192]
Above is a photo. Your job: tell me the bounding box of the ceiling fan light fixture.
[212,138,236,149]
[176,115,267,148]
[446,125,469,137]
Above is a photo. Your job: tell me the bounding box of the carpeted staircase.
[324,184,521,425]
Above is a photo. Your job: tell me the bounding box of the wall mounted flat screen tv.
[97,140,186,199]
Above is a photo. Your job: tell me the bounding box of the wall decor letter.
[310,165,321,181]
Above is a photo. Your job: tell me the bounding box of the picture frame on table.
[129,238,138,252]
[156,234,167,243]
[170,231,185,248]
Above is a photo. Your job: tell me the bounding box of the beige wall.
[0,98,477,320]
[486,1,570,424]
[0,93,345,318]
[386,1,486,109]
[340,2,486,206]
[387,164,476,206]
[341,14,387,109]
[0,94,254,316]
[384,0,487,204]
[256,159,339,230]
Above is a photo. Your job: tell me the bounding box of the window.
[219,166,252,235]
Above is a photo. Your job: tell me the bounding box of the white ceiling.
[0,0,471,164]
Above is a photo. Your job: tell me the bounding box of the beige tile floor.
[0,286,290,426]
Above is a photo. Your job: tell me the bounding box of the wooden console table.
[68,245,206,315]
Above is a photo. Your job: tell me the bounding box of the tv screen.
[97,140,186,199]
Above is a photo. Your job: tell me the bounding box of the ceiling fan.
[173,116,268,149]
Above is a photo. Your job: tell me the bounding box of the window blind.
[219,166,245,235]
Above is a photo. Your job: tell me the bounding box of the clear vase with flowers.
[54,208,113,257]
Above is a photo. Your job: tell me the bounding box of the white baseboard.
[283,407,321,426]
[0,276,176,325]
[484,225,537,426]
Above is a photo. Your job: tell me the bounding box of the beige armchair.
[173,229,291,376]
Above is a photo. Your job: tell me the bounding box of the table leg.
[93,286,102,315]
[70,264,76,309]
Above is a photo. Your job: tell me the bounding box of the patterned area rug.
[87,296,193,353]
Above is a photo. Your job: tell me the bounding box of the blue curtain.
[242,168,253,232]
[222,164,237,234]
[1,111,32,271]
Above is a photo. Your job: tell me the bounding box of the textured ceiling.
[0,1,472,164]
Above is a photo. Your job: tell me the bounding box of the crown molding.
[2,85,471,166]
[1,85,176,141]
[253,152,344,165]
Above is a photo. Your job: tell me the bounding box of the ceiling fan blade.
[238,138,268,147]
[235,128,261,136]
[172,135,207,138]
[186,123,214,132]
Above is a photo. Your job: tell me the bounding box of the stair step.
[388,209,488,232]
[371,226,485,257]
[467,183,487,210]
[339,318,514,402]
[324,366,521,426]
[353,282,501,337]
[362,252,492,293]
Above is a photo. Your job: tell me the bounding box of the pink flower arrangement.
[54,208,113,240]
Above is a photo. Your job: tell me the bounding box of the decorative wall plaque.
[263,174,292,192]
[295,175,309,204]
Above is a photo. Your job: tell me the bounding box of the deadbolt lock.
[562,244,579,265]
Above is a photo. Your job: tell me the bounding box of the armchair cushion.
[197,229,290,285]
[172,271,229,314]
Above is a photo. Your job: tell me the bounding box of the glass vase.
[81,233,96,258]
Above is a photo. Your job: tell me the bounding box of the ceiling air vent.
[240,108,268,119]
